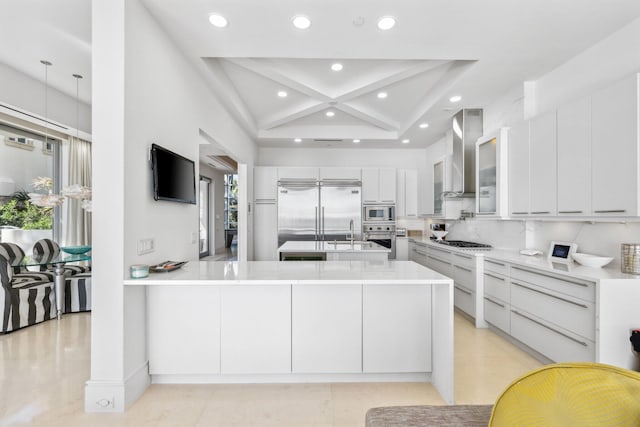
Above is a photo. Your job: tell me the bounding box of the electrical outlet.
[137,238,154,255]
[95,397,114,409]
[191,232,197,244]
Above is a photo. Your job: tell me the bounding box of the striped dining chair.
[32,238,91,275]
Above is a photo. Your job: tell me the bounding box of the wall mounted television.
[150,143,197,204]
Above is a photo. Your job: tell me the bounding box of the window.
[224,173,238,230]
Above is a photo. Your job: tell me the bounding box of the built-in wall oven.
[363,223,396,259]
[363,205,395,222]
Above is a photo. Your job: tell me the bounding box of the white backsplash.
[414,217,640,268]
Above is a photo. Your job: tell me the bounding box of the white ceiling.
[2,0,640,149]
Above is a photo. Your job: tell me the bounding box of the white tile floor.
[0,311,542,426]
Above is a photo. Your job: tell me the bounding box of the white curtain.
[65,137,92,245]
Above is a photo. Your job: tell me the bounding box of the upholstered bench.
[365,404,493,427]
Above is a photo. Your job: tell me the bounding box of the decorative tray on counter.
[149,261,187,272]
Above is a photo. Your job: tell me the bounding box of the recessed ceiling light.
[419,123,429,129]
[331,63,343,72]
[294,138,302,143]
[353,139,360,143]
[277,91,288,98]
[377,92,388,99]
[208,14,228,28]
[377,16,396,30]
[292,15,311,30]
[402,139,410,144]
[449,95,462,103]
[326,111,335,117]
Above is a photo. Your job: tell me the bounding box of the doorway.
[199,176,211,258]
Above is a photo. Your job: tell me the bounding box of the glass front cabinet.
[476,128,509,217]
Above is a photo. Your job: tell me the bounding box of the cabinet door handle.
[428,255,450,265]
[415,250,427,256]
[558,210,583,214]
[454,265,472,273]
[484,272,505,281]
[511,211,529,215]
[511,266,590,288]
[431,247,450,255]
[486,260,505,267]
[381,200,395,202]
[511,310,588,347]
[511,282,589,308]
[454,253,473,260]
[455,286,472,295]
[594,209,626,214]
[531,211,551,214]
[484,296,505,308]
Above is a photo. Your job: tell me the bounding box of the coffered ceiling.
[2,0,640,150]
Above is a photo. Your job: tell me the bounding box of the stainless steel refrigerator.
[278,179,362,246]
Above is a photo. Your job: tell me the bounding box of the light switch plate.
[191,232,197,244]
[137,238,154,255]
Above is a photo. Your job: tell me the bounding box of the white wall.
[0,62,92,134]
[87,0,256,412]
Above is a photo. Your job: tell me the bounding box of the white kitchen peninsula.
[278,240,391,261]
[125,261,455,404]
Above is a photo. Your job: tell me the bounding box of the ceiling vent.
[206,154,237,171]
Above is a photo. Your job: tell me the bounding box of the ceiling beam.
[259,101,328,130]
[335,103,398,131]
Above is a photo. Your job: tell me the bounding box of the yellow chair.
[490,362,640,426]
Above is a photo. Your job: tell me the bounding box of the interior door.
[199,176,211,257]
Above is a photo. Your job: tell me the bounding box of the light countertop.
[278,240,391,254]
[124,260,451,285]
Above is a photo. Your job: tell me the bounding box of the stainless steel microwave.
[363,205,395,222]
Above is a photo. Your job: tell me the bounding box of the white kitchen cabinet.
[397,169,418,217]
[476,128,509,218]
[320,167,361,180]
[529,110,557,216]
[277,167,318,180]
[410,241,428,266]
[254,166,278,201]
[363,285,432,373]
[221,285,291,374]
[591,73,640,217]
[253,202,278,260]
[395,237,408,261]
[483,265,510,334]
[362,168,396,204]
[148,286,221,375]
[292,284,362,373]
[508,121,530,216]
[557,96,591,216]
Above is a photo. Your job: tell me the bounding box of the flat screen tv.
[151,143,196,204]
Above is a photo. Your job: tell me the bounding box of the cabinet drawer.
[411,246,428,267]
[428,245,452,260]
[511,310,595,363]
[484,296,510,333]
[426,255,451,276]
[451,252,475,269]
[484,258,508,275]
[510,265,595,302]
[511,281,595,340]
[454,285,475,318]
[484,272,509,301]
[451,263,475,290]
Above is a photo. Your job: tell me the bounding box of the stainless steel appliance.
[363,204,395,222]
[363,223,396,259]
[446,109,483,198]
[278,179,362,246]
[434,239,492,249]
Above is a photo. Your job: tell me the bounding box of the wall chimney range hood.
[446,109,483,198]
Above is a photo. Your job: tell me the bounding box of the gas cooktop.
[434,240,492,249]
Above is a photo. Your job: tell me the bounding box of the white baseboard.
[84,361,150,413]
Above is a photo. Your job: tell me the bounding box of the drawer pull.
[428,255,450,265]
[512,282,589,308]
[431,246,450,255]
[454,253,473,260]
[454,265,472,273]
[486,260,505,267]
[415,250,427,256]
[531,211,551,214]
[455,286,472,296]
[415,242,427,247]
[558,210,583,214]
[484,296,505,308]
[511,211,528,215]
[485,272,505,281]
[511,310,588,347]
[511,266,590,287]
[594,209,626,214]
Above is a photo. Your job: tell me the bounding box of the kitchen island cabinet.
[278,240,390,261]
[126,261,455,404]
